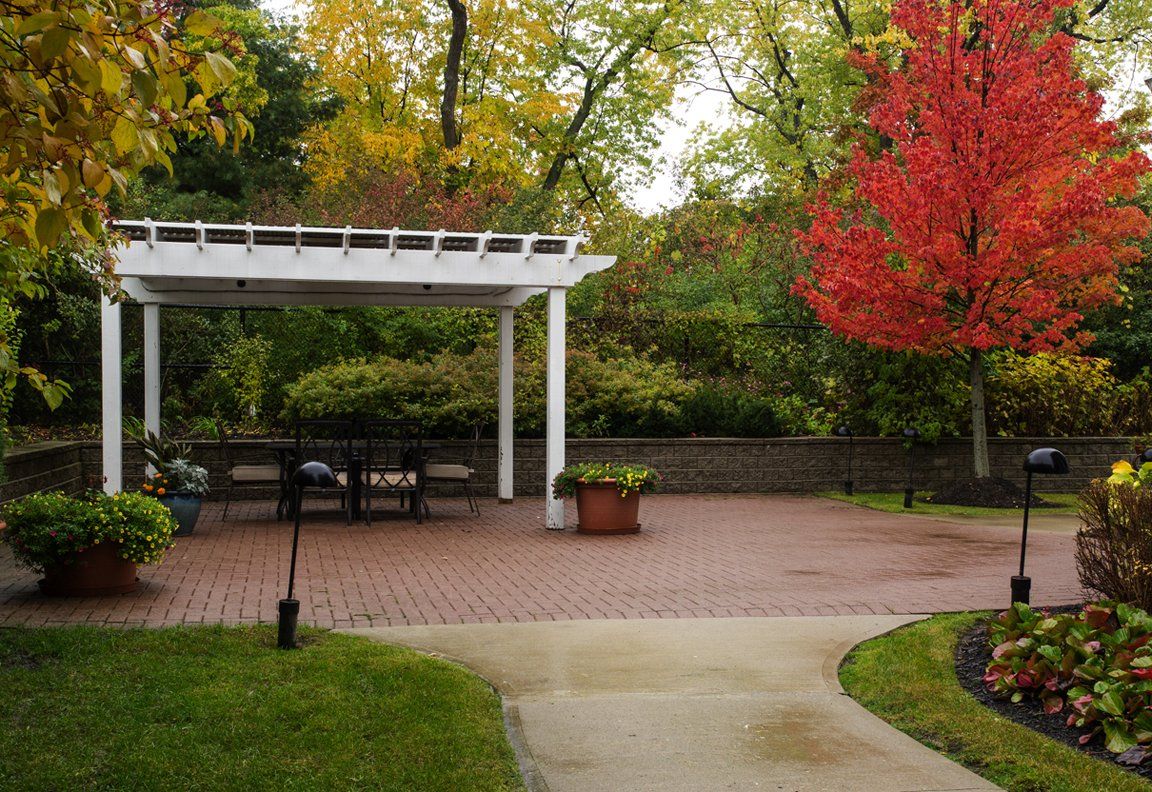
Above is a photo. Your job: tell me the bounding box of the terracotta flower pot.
[575,482,641,534]
[39,542,138,596]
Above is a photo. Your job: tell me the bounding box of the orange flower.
[143,484,153,492]
[154,472,163,478]
[156,487,166,495]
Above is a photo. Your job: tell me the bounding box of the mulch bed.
[929,477,1055,508]
[954,613,1152,780]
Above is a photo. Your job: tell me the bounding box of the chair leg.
[222,482,232,521]
[465,482,478,515]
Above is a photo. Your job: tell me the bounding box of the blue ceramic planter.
[157,492,203,537]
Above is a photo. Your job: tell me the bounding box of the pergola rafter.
[103,219,617,530]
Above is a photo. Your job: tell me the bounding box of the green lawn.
[819,490,1080,517]
[0,625,524,792]
[840,613,1149,792]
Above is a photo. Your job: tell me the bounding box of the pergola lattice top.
[111,220,614,307]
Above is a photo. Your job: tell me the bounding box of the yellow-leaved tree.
[0,0,251,407]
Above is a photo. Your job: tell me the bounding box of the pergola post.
[100,296,122,493]
[546,287,566,530]
[498,306,514,502]
[143,303,161,473]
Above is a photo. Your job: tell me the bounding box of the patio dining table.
[267,439,441,520]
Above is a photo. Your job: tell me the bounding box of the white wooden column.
[498,306,514,502]
[546,287,566,530]
[101,296,122,493]
[143,302,161,447]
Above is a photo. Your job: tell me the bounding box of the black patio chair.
[423,421,484,515]
[294,419,357,525]
[216,420,283,520]
[362,419,425,525]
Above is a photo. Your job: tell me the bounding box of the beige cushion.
[232,465,281,483]
[424,464,472,481]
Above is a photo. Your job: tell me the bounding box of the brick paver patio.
[0,495,1082,628]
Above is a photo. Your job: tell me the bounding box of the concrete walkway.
[347,616,998,792]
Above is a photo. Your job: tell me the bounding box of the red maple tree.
[795,0,1150,478]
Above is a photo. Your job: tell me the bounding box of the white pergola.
[103,219,616,529]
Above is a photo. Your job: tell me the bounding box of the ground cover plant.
[983,602,1152,759]
[0,625,523,791]
[840,612,1151,792]
[819,491,1078,517]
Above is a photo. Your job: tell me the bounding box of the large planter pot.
[575,482,641,534]
[39,542,138,596]
[157,492,203,537]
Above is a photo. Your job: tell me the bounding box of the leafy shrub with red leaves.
[985,602,1152,756]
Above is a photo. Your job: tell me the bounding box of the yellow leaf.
[99,60,122,95]
[34,207,67,247]
[81,158,105,188]
[110,117,139,155]
[1113,460,1135,474]
[17,11,59,36]
[184,10,222,37]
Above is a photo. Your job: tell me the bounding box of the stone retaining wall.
[3,435,1140,503]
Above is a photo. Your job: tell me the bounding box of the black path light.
[1137,448,1152,467]
[836,426,855,495]
[902,427,920,508]
[278,461,339,650]
[1012,448,1070,607]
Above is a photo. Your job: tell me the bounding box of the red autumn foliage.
[794,0,1150,356]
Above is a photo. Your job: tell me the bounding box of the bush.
[986,352,1123,437]
[1076,466,1152,610]
[283,348,697,439]
[984,601,1152,755]
[679,381,780,437]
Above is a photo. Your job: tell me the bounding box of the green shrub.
[984,601,1152,755]
[679,381,780,437]
[986,352,1123,437]
[283,348,696,439]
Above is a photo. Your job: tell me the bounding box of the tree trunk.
[440,0,467,151]
[970,351,990,479]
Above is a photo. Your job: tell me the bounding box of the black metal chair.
[294,419,357,525]
[362,419,424,525]
[423,422,483,515]
[216,420,284,520]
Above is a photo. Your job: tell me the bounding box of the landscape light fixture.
[278,461,338,650]
[902,427,920,509]
[1137,448,1152,467]
[836,425,854,495]
[1013,448,1070,607]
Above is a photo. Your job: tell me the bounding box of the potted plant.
[137,431,210,536]
[551,462,661,534]
[1,491,177,596]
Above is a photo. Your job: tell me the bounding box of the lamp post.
[278,461,338,650]
[902,427,920,508]
[836,425,854,495]
[1013,448,1070,606]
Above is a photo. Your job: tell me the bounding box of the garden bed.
[954,612,1152,781]
[839,612,1151,792]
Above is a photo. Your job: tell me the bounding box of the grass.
[819,490,1080,517]
[840,612,1150,792]
[0,625,524,792]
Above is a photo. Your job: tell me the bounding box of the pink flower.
[48,530,57,537]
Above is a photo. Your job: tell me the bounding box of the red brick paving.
[0,495,1083,628]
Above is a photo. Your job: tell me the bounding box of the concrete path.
[347,616,998,792]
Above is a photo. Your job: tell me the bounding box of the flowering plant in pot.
[1,491,177,595]
[137,431,210,536]
[551,463,661,534]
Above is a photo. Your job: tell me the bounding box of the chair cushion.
[424,463,472,481]
[232,465,281,483]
